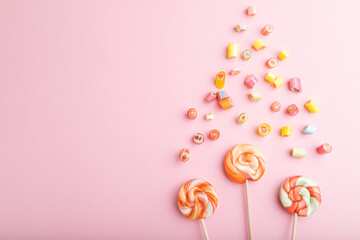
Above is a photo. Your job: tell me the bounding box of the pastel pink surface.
[0,0,358,239]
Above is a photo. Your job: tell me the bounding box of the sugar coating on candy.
[279,176,321,217]
[215,71,226,89]
[180,148,190,162]
[209,129,220,140]
[229,68,241,76]
[271,101,281,112]
[187,108,197,119]
[236,113,248,124]
[257,123,271,136]
[178,179,218,219]
[224,144,265,183]
[193,133,204,144]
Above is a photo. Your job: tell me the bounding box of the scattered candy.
[235,23,247,32]
[180,148,190,162]
[246,6,257,16]
[317,144,332,154]
[228,43,239,59]
[305,99,319,113]
[187,108,197,120]
[249,91,262,101]
[209,129,220,140]
[288,77,302,93]
[215,71,226,89]
[205,91,217,102]
[278,49,290,60]
[287,104,299,116]
[265,71,277,84]
[240,49,252,61]
[271,101,281,112]
[219,97,234,110]
[205,112,214,120]
[217,90,227,100]
[229,68,241,76]
[252,39,267,51]
[265,58,278,69]
[257,123,271,136]
[271,76,285,88]
[236,113,248,124]
[244,74,258,89]
[302,124,317,134]
[281,126,292,137]
[193,133,204,144]
[261,24,274,36]
[292,148,306,158]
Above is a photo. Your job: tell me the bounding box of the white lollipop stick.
[200,219,209,240]
[245,180,253,240]
[291,213,297,240]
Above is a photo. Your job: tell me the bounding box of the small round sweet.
[193,133,204,144]
[209,129,220,140]
[178,179,218,219]
[271,101,281,112]
[224,144,265,183]
[180,148,190,162]
[257,123,271,137]
[229,68,241,76]
[317,144,332,154]
[265,58,278,69]
[279,176,321,217]
[187,108,197,120]
[236,113,248,124]
[287,104,299,116]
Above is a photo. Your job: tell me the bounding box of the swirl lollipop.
[224,144,265,240]
[279,176,322,240]
[178,179,218,240]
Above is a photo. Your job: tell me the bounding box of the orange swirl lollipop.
[177,179,218,240]
[224,144,266,240]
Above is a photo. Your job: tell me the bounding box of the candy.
[271,76,285,88]
[244,74,258,89]
[235,23,247,32]
[209,129,220,140]
[205,91,217,102]
[240,49,252,61]
[265,58,278,69]
[261,24,274,36]
[228,43,239,59]
[305,99,319,113]
[216,90,227,100]
[317,144,332,154]
[224,144,265,183]
[229,68,241,76]
[187,108,197,120]
[265,71,277,84]
[219,97,234,110]
[205,112,214,120]
[252,39,267,51]
[249,91,262,101]
[302,124,317,134]
[271,101,281,112]
[278,49,290,60]
[257,123,271,137]
[281,126,292,137]
[279,176,321,216]
[287,104,299,116]
[215,71,226,89]
[180,148,190,162]
[193,133,204,144]
[246,6,257,16]
[178,179,218,219]
[289,77,302,93]
[236,113,248,124]
[292,148,306,158]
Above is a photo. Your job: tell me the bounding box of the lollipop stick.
[291,213,298,240]
[245,180,253,240]
[200,219,210,240]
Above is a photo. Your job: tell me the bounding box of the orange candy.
[209,129,220,140]
[187,108,197,120]
[219,97,234,110]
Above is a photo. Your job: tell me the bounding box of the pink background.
[0,0,359,239]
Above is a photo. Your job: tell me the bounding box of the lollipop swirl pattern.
[177,179,218,219]
[224,144,265,183]
[279,176,322,217]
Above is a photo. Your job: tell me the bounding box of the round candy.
[279,176,321,217]
[187,108,197,120]
[180,148,190,162]
[209,129,220,140]
[271,101,281,112]
[177,179,218,219]
[257,123,271,137]
[287,104,299,116]
[193,133,204,144]
[224,144,265,183]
